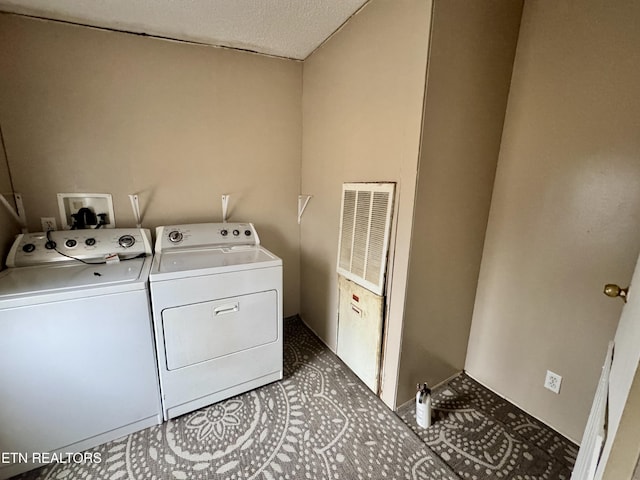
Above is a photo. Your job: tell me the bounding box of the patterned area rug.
[16,318,459,480]
[398,374,578,480]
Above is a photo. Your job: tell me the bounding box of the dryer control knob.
[168,230,183,243]
[22,243,36,253]
[233,229,240,236]
[118,235,136,248]
[65,239,77,248]
[244,230,252,236]
[221,229,228,236]
[45,241,56,250]
[85,238,96,246]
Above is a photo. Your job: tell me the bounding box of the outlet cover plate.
[41,217,57,232]
[544,370,562,394]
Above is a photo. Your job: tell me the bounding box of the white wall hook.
[129,194,142,228]
[0,192,28,233]
[298,195,312,224]
[221,194,230,223]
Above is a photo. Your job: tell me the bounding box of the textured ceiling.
[0,0,369,60]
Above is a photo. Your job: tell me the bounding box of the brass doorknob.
[604,284,629,303]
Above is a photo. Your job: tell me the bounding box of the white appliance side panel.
[0,291,161,456]
[163,290,278,370]
[337,275,384,393]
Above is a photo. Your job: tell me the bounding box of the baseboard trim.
[464,370,580,446]
[296,314,338,354]
[396,370,464,412]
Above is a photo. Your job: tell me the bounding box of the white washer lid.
[0,258,148,299]
[151,246,282,281]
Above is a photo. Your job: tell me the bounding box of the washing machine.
[0,229,162,480]
[149,222,283,420]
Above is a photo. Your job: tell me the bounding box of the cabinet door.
[337,275,384,393]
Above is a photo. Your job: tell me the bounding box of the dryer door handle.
[213,303,239,316]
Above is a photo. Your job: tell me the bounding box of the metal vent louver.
[337,183,395,296]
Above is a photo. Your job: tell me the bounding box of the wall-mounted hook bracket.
[129,194,142,228]
[221,194,230,223]
[0,192,28,233]
[298,195,312,224]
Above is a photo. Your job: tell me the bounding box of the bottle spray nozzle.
[417,383,431,394]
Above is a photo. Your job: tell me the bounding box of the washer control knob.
[244,230,252,236]
[45,241,56,250]
[65,239,77,248]
[233,229,240,236]
[85,238,96,246]
[221,229,228,237]
[22,243,36,253]
[118,235,136,248]
[168,230,183,243]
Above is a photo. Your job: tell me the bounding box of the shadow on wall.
[399,346,459,405]
[0,207,20,266]
[0,141,19,263]
[299,248,333,345]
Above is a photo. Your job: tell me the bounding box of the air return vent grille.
[337,183,395,296]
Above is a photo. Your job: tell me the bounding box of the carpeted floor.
[397,374,579,480]
[15,317,459,480]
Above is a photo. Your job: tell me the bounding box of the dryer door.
[162,290,278,370]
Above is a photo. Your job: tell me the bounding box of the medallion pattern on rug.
[17,318,459,480]
[398,374,578,480]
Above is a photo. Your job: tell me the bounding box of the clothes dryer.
[149,223,283,420]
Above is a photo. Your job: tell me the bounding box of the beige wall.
[397,0,522,405]
[0,14,302,315]
[466,0,640,442]
[0,145,19,265]
[300,0,431,405]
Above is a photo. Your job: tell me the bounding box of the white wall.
[466,0,640,442]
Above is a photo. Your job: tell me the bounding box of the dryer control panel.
[6,228,153,267]
[156,223,260,253]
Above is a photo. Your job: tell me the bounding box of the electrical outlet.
[41,217,57,232]
[544,370,562,394]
